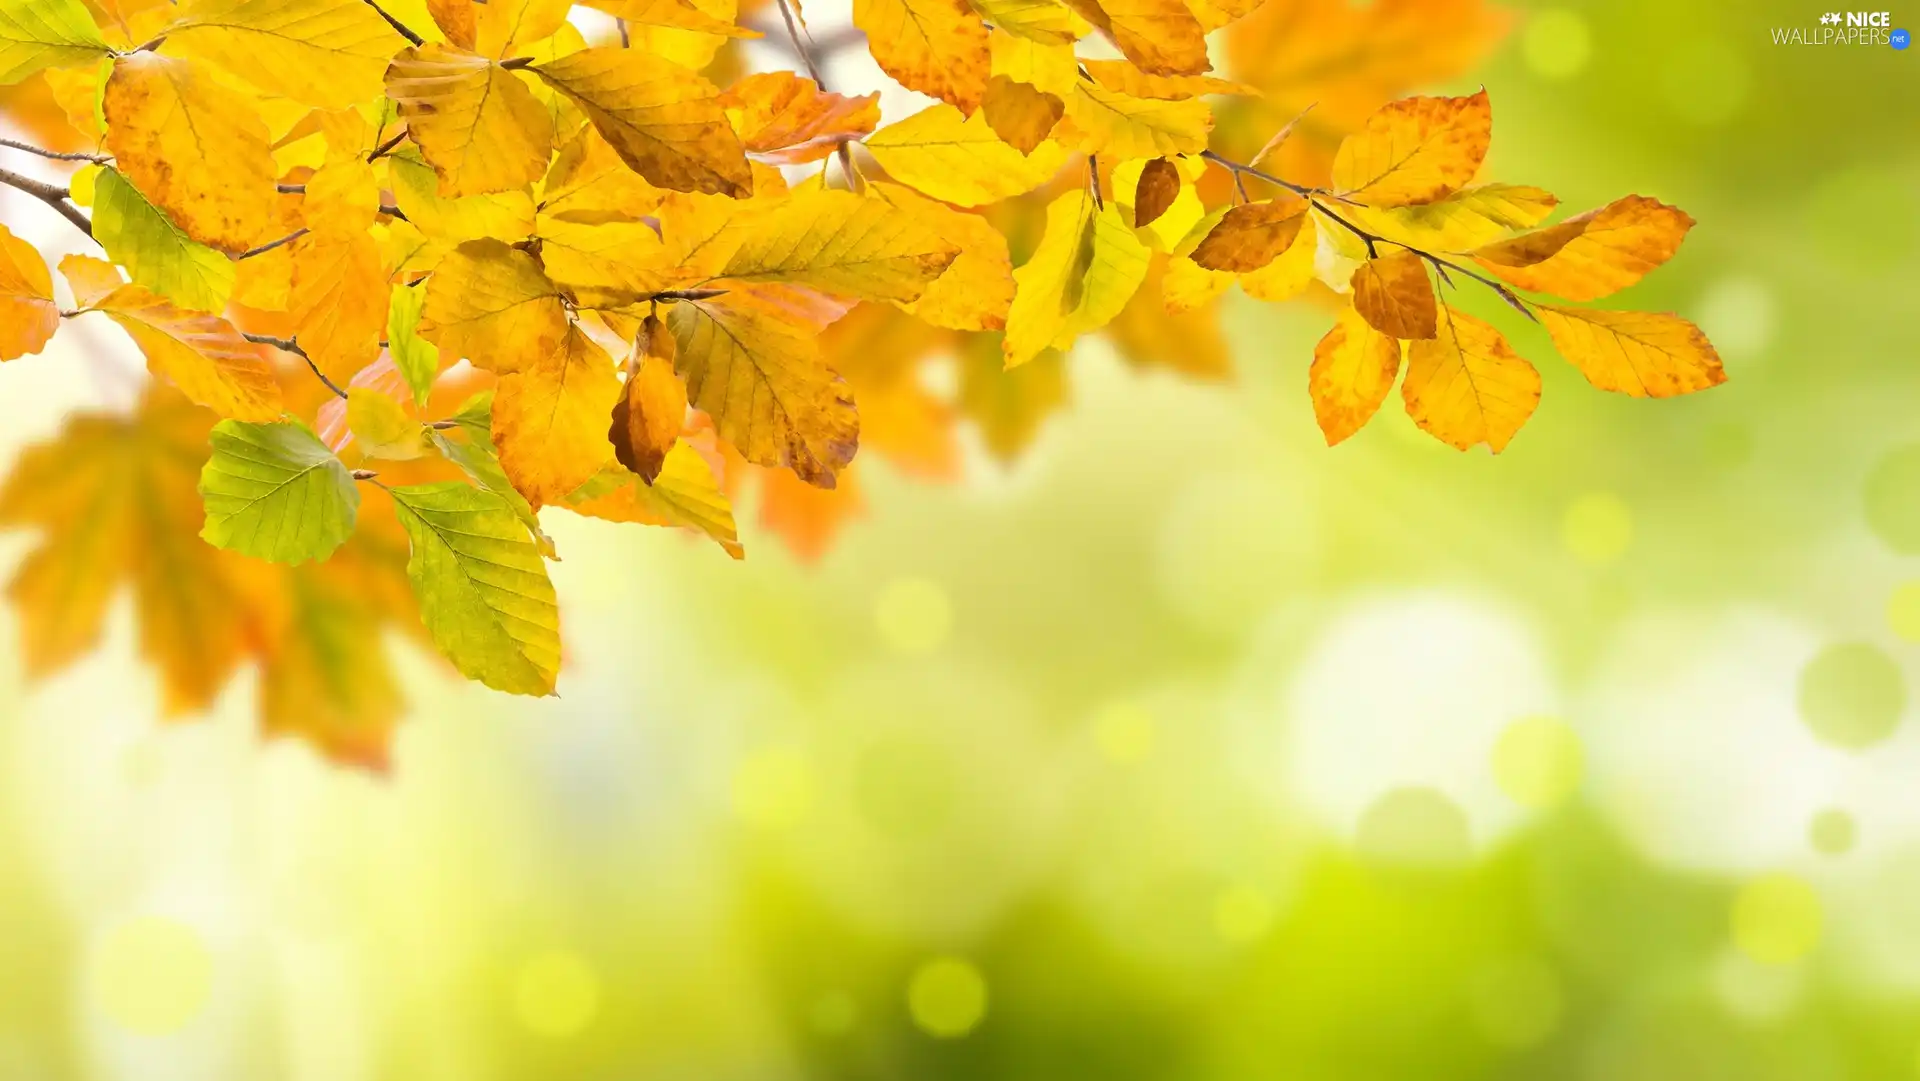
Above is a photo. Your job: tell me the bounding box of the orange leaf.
[1473,195,1694,302]
[1309,304,1402,445]
[1063,0,1210,76]
[852,0,991,112]
[0,223,58,361]
[609,313,688,482]
[981,75,1064,155]
[1331,89,1491,207]
[720,71,880,164]
[1538,305,1727,399]
[1191,197,1307,272]
[1132,158,1180,228]
[1350,248,1436,339]
[1402,302,1539,452]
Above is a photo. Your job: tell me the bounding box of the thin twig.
[769,0,859,188]
[243,332,349,399]
[240,228,307,259]
[0,167,92,238]
[367,131,406,161]
[499,56,535,70]
[361,0,424,46]
[618,17,630,46]
[1087,153,1103,210]
[0,138,108,164]
[275,183,407,219]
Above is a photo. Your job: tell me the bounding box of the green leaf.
[199,420,359,564]
[92,167,235,314]
[0,0,109,86]
[388,481,562,696]
[427,390,558,558]
[386,282,437,406]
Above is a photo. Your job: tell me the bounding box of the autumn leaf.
[1402,302,1539,452]
[387,281,439,405]
[609,312,686,483]
[1331,89,1491,207]
[300,157,380,236]
[200,419,361,563]
[968,0,1076,42]
[420,238,568,374]
[1309,304,1401,445]
[981,75,1064,155]
[715,188,961,304]
[389,481,562,696]
[104,51,276,252]
[346,387,434,459]
[564,439,742,558]
[1132,158,1180,228]
[1473,195,1694,302]
[1080,58,1251,99]
[473,0,574,57]
[390,151,539,243]
[0,222,57,360]
[1238,213,1317,300]
[289,230,388,382]
[1058,79,1212,159]
[583,0,759,36]
[721,71,880,164]
[1004,187,1150,367]
[1350,248,1436,339]
[0,0,110,86]
[960,333,1067,461]
[386,44,555,198]
[853,0,990,112]
[667,287,858,487]
[493,322,622,506]
[1345,183,1558,252]
[864,103,1068,208]
[90,283,284,420]
[871,181,1014,332]
[1063,0,1209,77]
[1191,196,1307,272]
[530,45,751,196]
[1538,305,1727,398]
[161,0,404,109]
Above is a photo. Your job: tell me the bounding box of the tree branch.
[242,332,349,399]
[0,138,108,164]
[362,0,424,46]
[367,131,406,161]
[0,167,93,238]
[274,183,408,220]
[240,227,307,259]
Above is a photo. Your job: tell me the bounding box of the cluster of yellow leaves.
[0,0,1721,764]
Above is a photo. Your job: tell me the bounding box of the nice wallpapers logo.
[1772,10,1911,46]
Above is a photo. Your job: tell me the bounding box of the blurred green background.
[6,0,1920,1077]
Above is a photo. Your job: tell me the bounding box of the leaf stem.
[0,166,93,238]
[242,332,349,399]
[0,138,109,164]
[361,0,424,46]
[367,131,407,161]
[240,227,306,259]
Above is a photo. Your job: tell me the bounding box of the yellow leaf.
[1350,248,1435,339]
[59,252,125,309]
[420,238,568,373]
[1058,79,1212,159]
[667,288,858,488]
[1402,302,1539,452]
[564,441,743,558]
[1538,305,1727,399]
[608,313,686,482]
[1063,0,1208,76]
[535,214,677,306]
[720,71,879,165]
[871,181,1013,332]
[289,230,388,382]
[1161,254,1229,313]
[104,51,276,252]
[94,284,284,420]
[0,222,57,360]
[1238,213,1316,300]
[600,0,741,68]
[473,0,571,57]
[960,333,1067,461]
[0,0,109,85]
[346,386,432,459]
[1004,188,1150,367]
[989,30,1077,95]
[389,152,538,244]
[1080,58,1252,98]
[715,188,961,304]
[386,44,554,197]
[494,322,621,506]
[1107,254,1230,378]
[584,0,758,36]
[537,124,664,223]
[43,55,109,141]
[530,46,751,196]
[162,0,403,109]
[1345,183,1557,252]
[966,0,1076,42]
[853,0,991,112]
[425,0,477,48]
[1473,195,1694,302]
[1309,304,1401,445]
[301,157,380,235]
[1332,88,1491,206]
[981,75,1063,154]
[865,104,1068,207]
[1191,196,1306,272]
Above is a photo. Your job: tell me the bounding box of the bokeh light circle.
[1797,642,1905,750]
[1732,874,1823,965]
[873,577,953,655]
[1809,807,1858,856]
[1694,275,1776,363]
[1889,581,1920,642]
[1562,492,1634,567]
[91,916,213,1035]
[1355,786,1473,866]
[907,957,988,1038]
[1523,9,1592,79]
[1492,716,1585,810]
